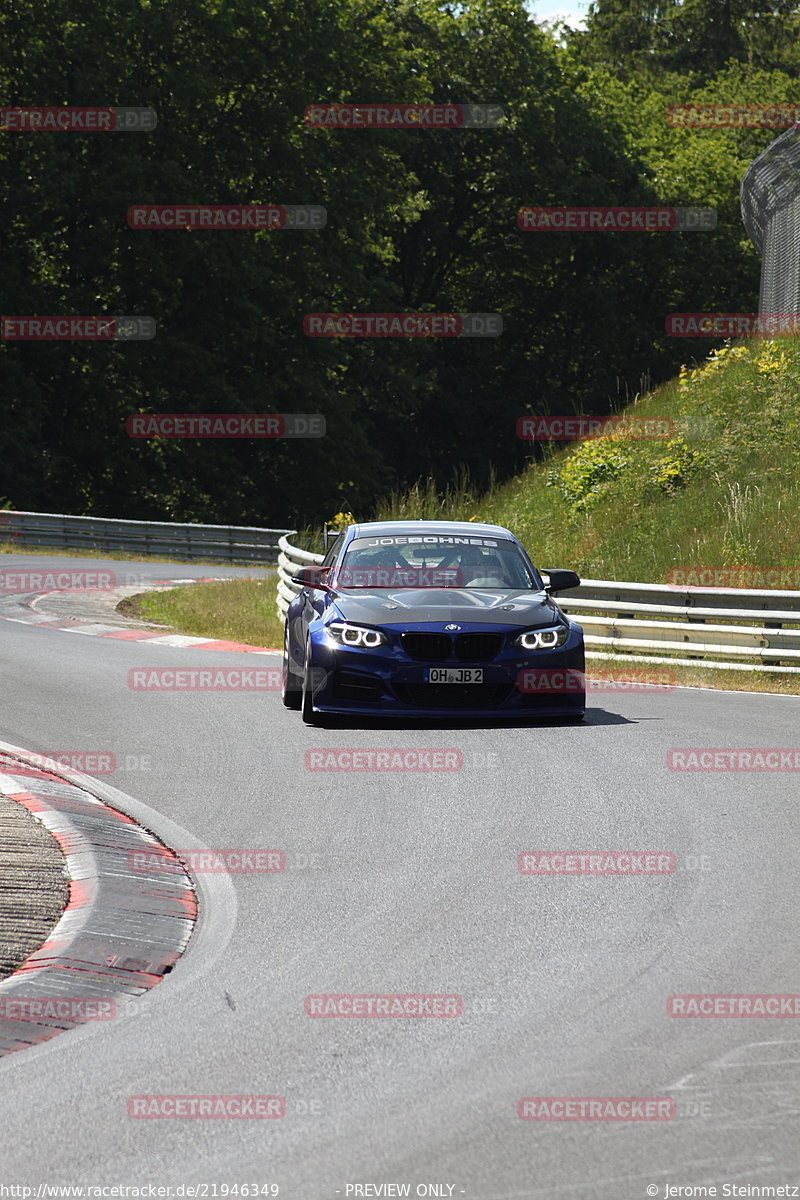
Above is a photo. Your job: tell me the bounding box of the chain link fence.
[741,126,800,313]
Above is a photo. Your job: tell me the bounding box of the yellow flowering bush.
[328,511,357,529]
[678,343,749,397]
[753,341,789,377]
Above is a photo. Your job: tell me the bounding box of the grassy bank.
[126,579,284,651]
[374,339,800,585]
[363,337,800,696]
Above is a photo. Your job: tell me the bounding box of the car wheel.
[301,637,321,726]
[282,624,302,709]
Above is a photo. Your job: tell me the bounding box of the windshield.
[335,535,540,590]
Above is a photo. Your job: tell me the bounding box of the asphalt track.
[1,552,799,1198]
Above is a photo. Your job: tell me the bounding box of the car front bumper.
[303,622,586,718]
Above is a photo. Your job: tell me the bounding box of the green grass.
[584,660,800,697]
[368,338,800,696]
[373,339,800,584]
[127,579,284,650]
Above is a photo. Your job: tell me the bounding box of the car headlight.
[326,622,389,649]
[514,624,569,650]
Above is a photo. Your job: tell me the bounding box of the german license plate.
[425,668,484,684]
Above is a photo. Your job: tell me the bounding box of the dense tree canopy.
[1,0,794,526]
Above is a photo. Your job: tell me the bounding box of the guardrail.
[0,510,292,565]
[276,534,324,616]
[558,581,800,672]
[275,534,800,672]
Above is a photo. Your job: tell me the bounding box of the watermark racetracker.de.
[1,317,155,340]
[666,313,800,337]
[667,994,800,1016]
[668,749,800,772]
[304,313,502,337]
[128,849,286,874]
[516,667,677,694]
[305,994,462,1017]
[0,751,198,778]
[668,102,800,128]
[516,415,673,441]
[304,748,463,771]
[667,566,800,588]
[1,106,156,131]
[518,206,716,231]
[127,668,281,691]
[517,415,718,442]
[0,751,117,775]
[304,103,504,128]
[0,569,116,592]
[127,205,326,229]
[335,566,463,588]
[0,997,115,1020]
[517,851,712,873]
[128,1096,285,1118]
[518,1097,675,1120]
[125,414,325,439]
[518,851,676,874]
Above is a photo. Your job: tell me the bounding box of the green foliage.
[375,470,484,522]
[648,435,707,493]
[570,0,800,81]
[0,0,797,529]
[377,335,800,584]
[547,437,632,514]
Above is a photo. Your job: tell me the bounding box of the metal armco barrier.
[276,535,800,672]
[560,580,800,673]
[0,510,292,564]
[277,534,323,616]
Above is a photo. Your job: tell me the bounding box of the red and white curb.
[0,577,281,654]
[0,747,197,1058]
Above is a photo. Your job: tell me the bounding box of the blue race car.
[282,520,585,724]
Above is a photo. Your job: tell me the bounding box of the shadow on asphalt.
[307,708,634,731]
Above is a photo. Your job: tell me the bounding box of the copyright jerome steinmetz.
[647,1185,800,1196]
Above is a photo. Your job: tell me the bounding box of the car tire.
[282,624,302,709]
[301,637,321,726]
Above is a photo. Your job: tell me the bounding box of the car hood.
[329,588,562,627]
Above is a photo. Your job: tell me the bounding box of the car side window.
[321,531,346,570]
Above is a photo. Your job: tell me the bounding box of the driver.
[458,545,488,584]
[371,549,407,569]
[480,554,506,584]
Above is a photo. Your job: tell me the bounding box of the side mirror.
[542,568,580,593]
[292,565,330,590]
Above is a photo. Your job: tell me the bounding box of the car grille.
[454,633,503,662]
[333,670,384,701]
[393,683,512,709]
[400,632,504,662]
[400,633,452,661]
